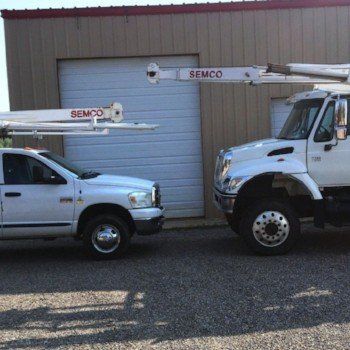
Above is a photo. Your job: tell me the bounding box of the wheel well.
[235,173,314,218]
[77,203,135,236]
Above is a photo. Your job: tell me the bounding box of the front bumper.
[130,207,165,236]
[134,216,165,235]
[213,187,236,213]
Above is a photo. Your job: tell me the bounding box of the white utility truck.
[0,103,164,258]
[148,62,350,255]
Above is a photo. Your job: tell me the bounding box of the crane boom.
[0,102,158,137]
[147,62,350,87]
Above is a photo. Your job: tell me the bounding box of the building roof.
[2,0,350,19]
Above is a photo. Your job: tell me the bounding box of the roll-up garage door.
[58,56,204,218]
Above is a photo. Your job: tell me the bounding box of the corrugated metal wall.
[4,5,350,217]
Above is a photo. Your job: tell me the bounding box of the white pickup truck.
[0,148,164,258]
[214,90,349,255]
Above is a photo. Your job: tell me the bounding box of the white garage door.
[270,98,293,137]
[58,56,204,218]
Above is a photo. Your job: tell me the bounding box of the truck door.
[307,100,350,186]
[1,153,75,238]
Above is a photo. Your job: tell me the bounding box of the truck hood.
[227,138,306,162]
[83,174,154,191]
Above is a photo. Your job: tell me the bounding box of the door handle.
[5,192,21,197]
[324,144,333,152]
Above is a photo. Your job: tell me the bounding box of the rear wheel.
[83,214,131,259]
[240,199,300,255]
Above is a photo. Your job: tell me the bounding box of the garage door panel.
[160,178,203,188]
[65,155,201,171]
[60,86,197,99]
[163,208,203,219]
[65,132,201,148]
[95,164,202,181]
[70,162,204,181]
[59,55,204,218]
[60,94,200,111]
[59,75,197,90]
[124,109,201,119]
[60,80,197,92]
[65,139,202,160]
[161,189,204,203]
[165,202,204,218]
[65,162,204,182]
[106,163,204,180]
[64,127,202,145]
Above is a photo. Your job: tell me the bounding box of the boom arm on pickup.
[0,102,159,137]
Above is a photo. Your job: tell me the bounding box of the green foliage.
[0,138,12,148]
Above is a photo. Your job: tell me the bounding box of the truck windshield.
[41,152,100,179]
[277,99,324,140]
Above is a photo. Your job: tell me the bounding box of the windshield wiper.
[80,171,101,179]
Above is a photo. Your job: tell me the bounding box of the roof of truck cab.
[287,90,329,104]
[288,88,350,103]
[0,148,48,154]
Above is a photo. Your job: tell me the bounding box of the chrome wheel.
[92,224,121,254]
[252,210,290,247]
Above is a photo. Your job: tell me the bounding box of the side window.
[3,154,62,185]
[26,156,57,184]
[3,154,32,184]
[314,102,335,142]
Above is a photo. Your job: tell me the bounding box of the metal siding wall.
[4,5,350,218]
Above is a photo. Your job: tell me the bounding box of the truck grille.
[154,183,161,207]
[214,150,225,187]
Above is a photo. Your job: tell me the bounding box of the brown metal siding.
[4,6,350,217]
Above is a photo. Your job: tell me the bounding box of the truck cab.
[0,148,164,258]
[214,89,350,254]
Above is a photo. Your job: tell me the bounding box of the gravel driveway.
[0,224,350,349]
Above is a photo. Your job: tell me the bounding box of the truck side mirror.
[335,99,348,140]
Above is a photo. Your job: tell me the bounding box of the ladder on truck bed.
[0,102,158,138]
[147,62,350,92]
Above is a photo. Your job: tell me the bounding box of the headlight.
[222,176,250,193]
[222,151,233,177]
[152,187,156,206]
[128,191,152,208]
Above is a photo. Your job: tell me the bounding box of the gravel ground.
[0,224,350,349]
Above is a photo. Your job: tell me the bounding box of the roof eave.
[3,0,350,20]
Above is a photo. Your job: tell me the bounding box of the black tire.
[82,214,131,259]
[225,213,241,236]
[239,199,300,255]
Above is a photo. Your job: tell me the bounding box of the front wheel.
[83,214,131,259]
[240,199,300,255]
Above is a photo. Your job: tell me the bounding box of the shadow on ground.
[0,224,349,348]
